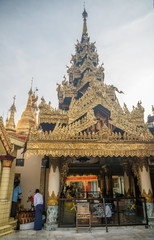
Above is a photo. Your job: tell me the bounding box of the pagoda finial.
[31,77,33,88]
[82,5,88,35]
[16,83,36,136]
[13,95,16,104]
[10,95,16,112]
[5,96,16,133]
[29,77,33,95]
[152,105,154,115]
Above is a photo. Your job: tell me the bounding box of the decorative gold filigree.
[60,158,72,192]
[142,189,153,203]
[26,139,154,159]
[47,191,58,206]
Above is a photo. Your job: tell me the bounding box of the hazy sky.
[0,0,154,125]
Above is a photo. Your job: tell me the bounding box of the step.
[0,229,15,238]
[0,223,16,238]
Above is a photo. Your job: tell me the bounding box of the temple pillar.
[132,157,154,225]
[139,158,153,223]
[130,175,136,197]
[44,157,60,231]
[105,175,109,197]
[102,174,106,197]
[99,170,106,197]
[40,156,49,208]
[0,157,13,201]
[122,159,131,197]
[105,167,112,197]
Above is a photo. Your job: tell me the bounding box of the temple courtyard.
[1,226,154,240]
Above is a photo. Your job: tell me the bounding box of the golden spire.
[82,7,88,35]
[5,111,9,124]
[5,96,16,133]
[152,105,154,115]
[16,87,36,136]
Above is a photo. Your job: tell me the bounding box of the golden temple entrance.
[37,153,152,229]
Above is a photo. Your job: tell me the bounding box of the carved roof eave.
[39,115,68,124]
[26,140,154,159]
[68,90,111,122]
[8,133,25,148]
[0,118,14,155]
[39,109,68,124]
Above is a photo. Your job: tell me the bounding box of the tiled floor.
[1,226,154,240]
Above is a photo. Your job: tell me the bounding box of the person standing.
[105,204,112,223]
[11,179,22,218]
[34,189,44,230]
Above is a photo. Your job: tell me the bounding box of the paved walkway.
[1,226,154,240]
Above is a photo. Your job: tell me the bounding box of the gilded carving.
[47,191,58,206]
[60,158,72,192]
[142,189,153,203]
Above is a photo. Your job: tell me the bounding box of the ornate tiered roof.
[37,9,152,142]
[56,8,104,110]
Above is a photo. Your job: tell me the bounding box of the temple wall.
[15,148,42,208]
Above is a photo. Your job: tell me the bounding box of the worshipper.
[34,189,44,230]
[11,179,22,218]
[105,204,112,223]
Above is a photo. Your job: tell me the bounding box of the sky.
[0,0,154,125]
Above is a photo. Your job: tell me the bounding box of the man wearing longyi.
[34,189,43,230]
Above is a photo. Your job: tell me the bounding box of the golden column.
[48,157,60,203]
[0,156,14,200]
[139,157,153,203]
[132,157,153,221]
[122,159,131,197]
[44,157,61,231]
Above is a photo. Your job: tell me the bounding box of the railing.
[58,197,148,227]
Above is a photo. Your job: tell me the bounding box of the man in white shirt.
[105,204,112,223]
[34,189,44,230]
